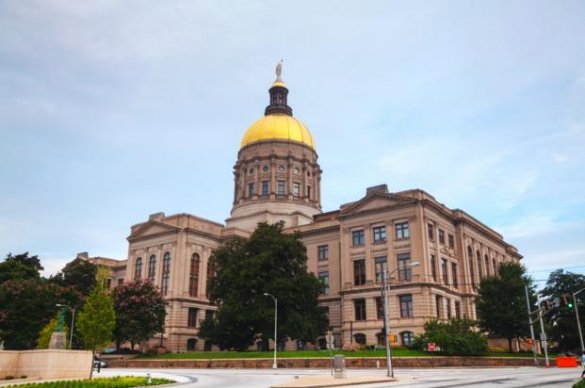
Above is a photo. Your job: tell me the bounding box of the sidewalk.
[272,374,396,388]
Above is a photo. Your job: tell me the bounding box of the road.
[97,367,583,387]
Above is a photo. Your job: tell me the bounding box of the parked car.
[93,359,108,369]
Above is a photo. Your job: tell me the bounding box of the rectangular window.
[448,234,454,249]
[446,298,452,319]
[248,183,255,197]
[438,229,445,244]
[427,223,434,240]
[277,180,285,195]
[319,271,329,294]
[455,301,461,318]
[318,245,329,261]
[292,182,300,197]
[188,308,198,328]
[374,256,387,283]
[441,258,448,285]
[373,225,386,242]
[399,294,413,318]
[353,259,366,286]
[307,185,311,198]
[352,229,365,246]
[397,253,412,282]
[436,295,443,318]
[205,310,214,320]
[430,254,437,282]
[451,263,458,288]
[261,180,269,196]
[375,297,384,320]
[395,222,410,240]
[354,298,366,321]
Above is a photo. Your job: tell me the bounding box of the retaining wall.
[0,349,93,380]
[107,356,549,369]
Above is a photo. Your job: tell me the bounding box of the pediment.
[128,221,180,240]
[340,192,415,217]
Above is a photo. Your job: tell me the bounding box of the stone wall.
[0,349,93,380]
[108,356,549,369]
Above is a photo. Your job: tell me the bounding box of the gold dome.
[240,114,315,149]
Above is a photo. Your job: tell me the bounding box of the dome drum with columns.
[226,65,322,230]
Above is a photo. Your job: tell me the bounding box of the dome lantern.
[265,60,292,116]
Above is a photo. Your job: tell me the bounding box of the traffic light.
[561,293,573,309]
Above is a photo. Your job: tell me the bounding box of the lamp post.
[381,260,419,378]
[264,293,278,369]
[56,304,75,349]
[573,287,585,353]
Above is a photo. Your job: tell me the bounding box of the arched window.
[484,254,490,276]
[189,254,200,297]
[148,255,156,283]
[467,246,474,284]
[376,332,386,346]
[400,331,415,346]
[354,333,366,345]
[476,250,482,279]
[492,258,497,276]
[161,252,171,295]
[186,338,197,351]
[135,257,143,280]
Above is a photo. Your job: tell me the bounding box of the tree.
[0,278,80,349]
[51,257,97,297]
[199,222,328,350]
[475,262,533,352]
[112,280,166,350]
[540,269,585,352]
[0,252,43,285]
[76,281,115,352]
[413,318,487,355]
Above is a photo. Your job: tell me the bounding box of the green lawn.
[140,349,546,359]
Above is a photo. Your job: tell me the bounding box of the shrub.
[412,318,487,356]
[2,376,174,388]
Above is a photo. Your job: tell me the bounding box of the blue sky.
[1,1,584,286]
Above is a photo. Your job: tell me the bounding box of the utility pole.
[573,288,585,353]
[537,308,550,367]
[524,286,538,367]
[381,270,393,378]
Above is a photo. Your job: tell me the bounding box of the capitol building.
[88,67,522,352]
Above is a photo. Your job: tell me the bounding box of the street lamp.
[263,293,278,369]
[573,287,585,353]
[56,304,75,349]
[381,261,420,378]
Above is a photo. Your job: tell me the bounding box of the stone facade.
[296,185,521,348]
[90,73,522,353]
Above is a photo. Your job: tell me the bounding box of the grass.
[2,376,175,388]
[139,349,548,360]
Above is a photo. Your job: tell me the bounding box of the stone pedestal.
[48,332,66,349]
